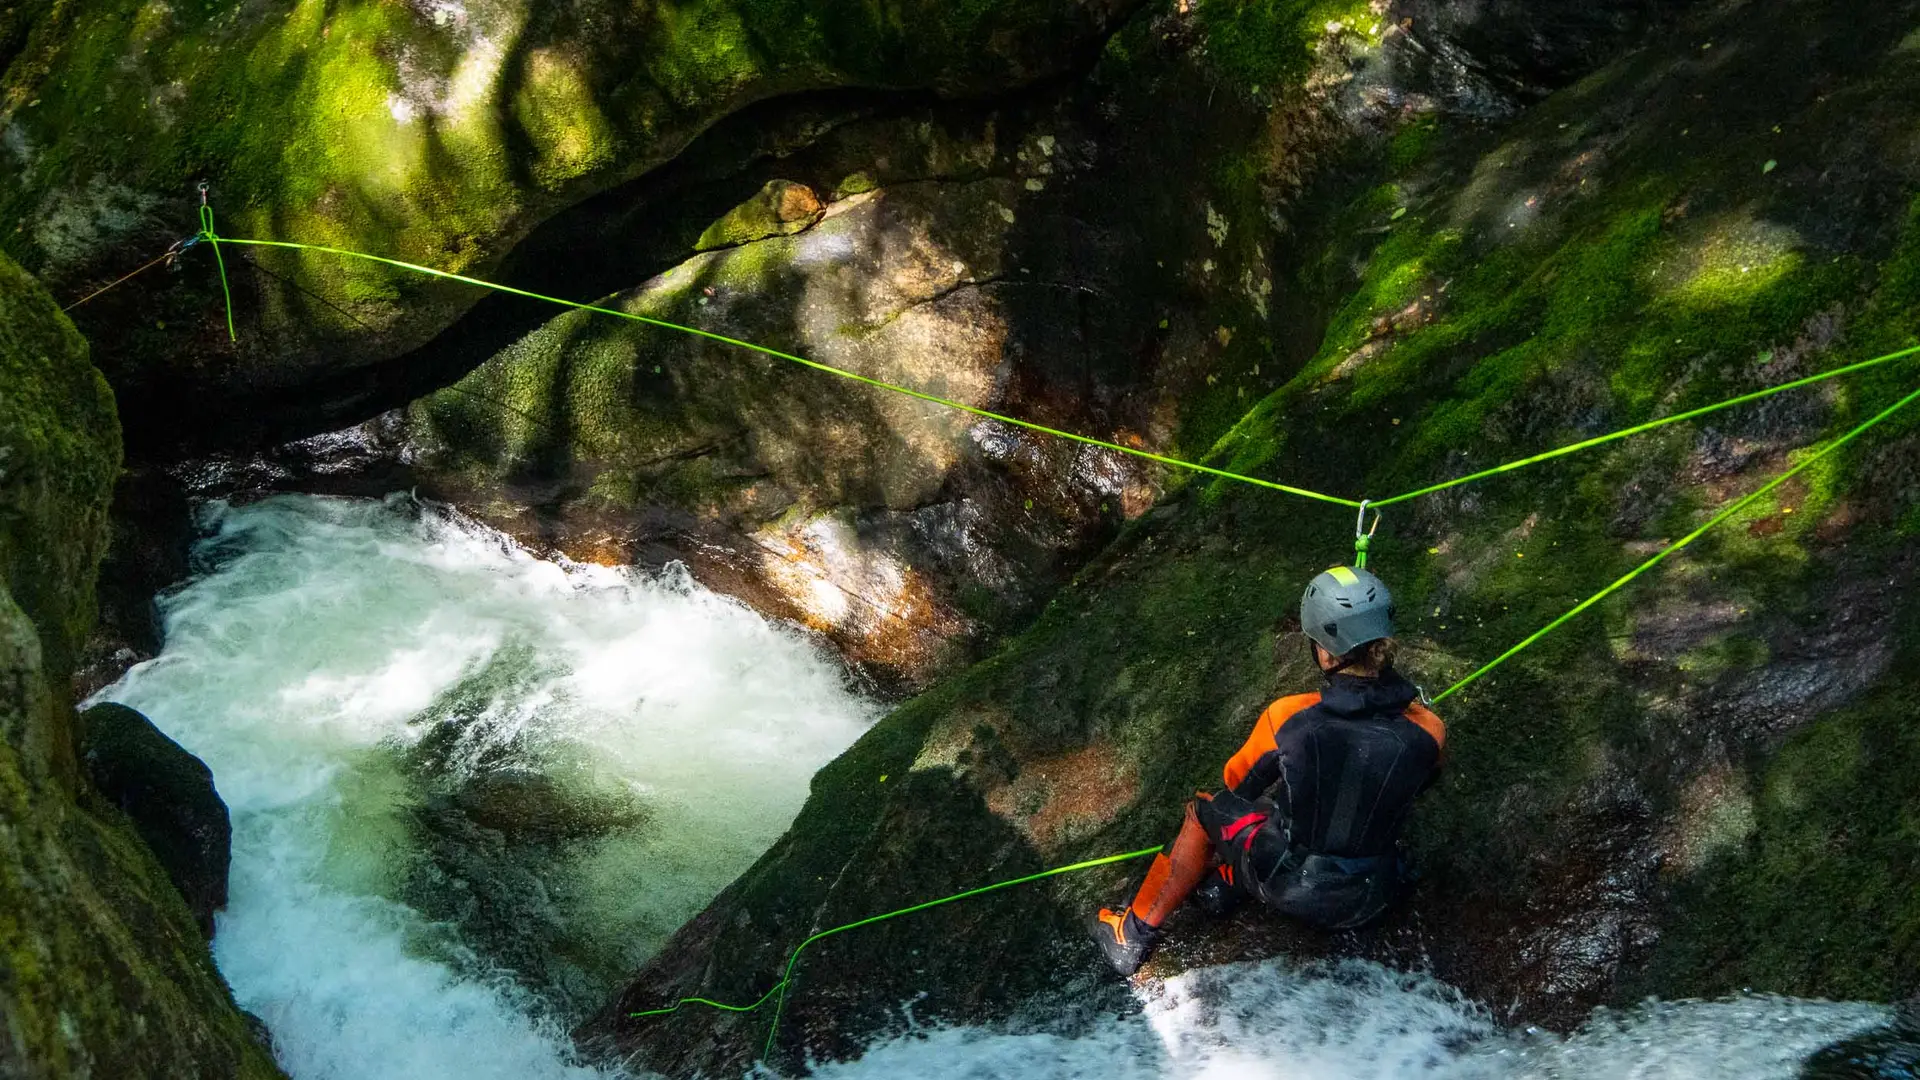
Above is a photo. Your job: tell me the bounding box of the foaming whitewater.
[811,958,1893,1080]
[95,494,879,1080]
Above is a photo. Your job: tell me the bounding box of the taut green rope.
[623,845,1163,1058]
[1371,345,1920,508]
[1431,381,1920,704]
[196,233,1362,508]
[185,226,1920,516]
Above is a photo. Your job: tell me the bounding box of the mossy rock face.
[393,1,1391,690]
[1,0,1146,459]
[0,257,281,1079]
[404,172,1149,686]
[73,468,197,699]
[2,593,283,1080]
[587,0,1920,1068]
[0,250,119,780]
[78,701,232,940]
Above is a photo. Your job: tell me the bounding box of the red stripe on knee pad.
[1221,812,1266,842]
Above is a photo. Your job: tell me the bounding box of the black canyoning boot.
[1090,907,1161,977]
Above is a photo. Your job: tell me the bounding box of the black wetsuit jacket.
[1220,670,1446,859]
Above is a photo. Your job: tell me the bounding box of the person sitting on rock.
[1090,565,1446,976]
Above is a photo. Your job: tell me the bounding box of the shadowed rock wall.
[0,252,281,1080]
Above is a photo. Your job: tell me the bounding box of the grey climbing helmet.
[1301,565,1394,658]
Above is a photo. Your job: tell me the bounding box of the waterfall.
[96,494,879,1080]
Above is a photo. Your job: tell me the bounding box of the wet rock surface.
[397,169,1168,689]
[76,701,232,939]
[379,650,663,1021]
[72,469,196,700]
[1801,1020,1920,1080]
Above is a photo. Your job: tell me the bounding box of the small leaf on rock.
[1763,159,1778,173]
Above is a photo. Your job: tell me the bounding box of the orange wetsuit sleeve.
[1404,701,1448,768]
[1221,693,1320,793]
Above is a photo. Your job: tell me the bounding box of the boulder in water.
[79,701,232,940]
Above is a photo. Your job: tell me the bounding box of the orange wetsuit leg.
[1127,796,1216,927]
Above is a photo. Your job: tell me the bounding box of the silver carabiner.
[1353,500,1381,568]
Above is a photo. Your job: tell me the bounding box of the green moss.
[694,180,822,252]
[1639,674,1920,1000]
[0,701,284,1078]
[2,0,1133,402]
[511,48,620,192]
[0,251,119,695]
[1169,152,1298,455]
[835,171,878,197]
[1387,116,1441,176]
[1672,632,1769,682]
[1210,137,1874,509]
[1195,0,1383,88]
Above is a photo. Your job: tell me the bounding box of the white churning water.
[813,958,1892,1080]
[92,494,1895,1080]
[95,494,880,1080]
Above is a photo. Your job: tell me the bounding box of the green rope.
[197,199,236,342]
[201,235,1362,509]
[183,224,1920,517]
[1371,345,1920,508]
[623,845,1163,1059]
[1431,380,1920,704]
[626,982,788,1019]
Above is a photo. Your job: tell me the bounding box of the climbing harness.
[67,196,1920,1060]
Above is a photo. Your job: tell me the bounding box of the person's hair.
[1340,637,1398,677]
